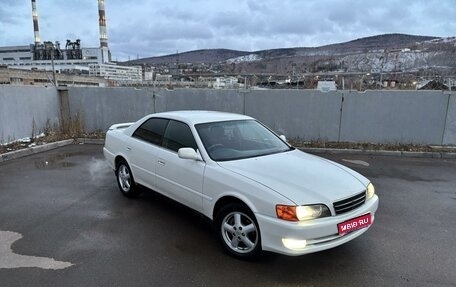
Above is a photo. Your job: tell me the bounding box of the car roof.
[148,110,253,125]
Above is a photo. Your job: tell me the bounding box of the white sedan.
[103,111,379,259]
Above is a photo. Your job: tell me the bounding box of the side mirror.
[178,148,199,161]
[279,135,287,142]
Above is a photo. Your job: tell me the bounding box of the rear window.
[132,118,169,145]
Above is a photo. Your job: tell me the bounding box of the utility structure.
[98,0,108,48]
[97,0,111,63]
[0,0,140,84]
[31,0,41,45]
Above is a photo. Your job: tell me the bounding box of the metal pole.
[51,45,57,87]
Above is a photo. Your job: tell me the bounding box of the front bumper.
[256,195,379,256]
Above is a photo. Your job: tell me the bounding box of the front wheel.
[214,203,262,259]
[116,160,140,198]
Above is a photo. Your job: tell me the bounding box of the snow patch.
[1,133,46,146]
[338,50,446,73]
[0,231,73,270]
[226,54,262,63]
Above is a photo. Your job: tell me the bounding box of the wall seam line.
[441,93,452,145]
[337,92,344,142]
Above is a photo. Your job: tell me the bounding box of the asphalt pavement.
[0,144,455,287]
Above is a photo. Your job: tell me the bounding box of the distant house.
[155,73,172,82]
[213,77,239,89]
[418,80,449,90]
[317,81,337,92]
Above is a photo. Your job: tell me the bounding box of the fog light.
[282,238,307,250]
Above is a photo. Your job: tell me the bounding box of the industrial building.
[0,0,141,84]
[0,66,108,87]
[89,64,142,83]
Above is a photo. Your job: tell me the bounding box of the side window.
[132,118,169,145]
[162,120,198,152]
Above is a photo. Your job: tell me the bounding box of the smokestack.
[31,0,41,45]
[98,0,108,48]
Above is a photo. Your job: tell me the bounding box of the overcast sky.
[1,0,455,60]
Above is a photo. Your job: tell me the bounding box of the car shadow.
[121,186,372,285]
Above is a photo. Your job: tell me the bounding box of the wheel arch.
[212,194,257,220]
[212,194,264,259]
[115,155,128,169]
[114,154,141,198]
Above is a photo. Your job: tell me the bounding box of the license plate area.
[337,213,371,236]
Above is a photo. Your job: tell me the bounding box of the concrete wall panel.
[245,90,342,141]
[340,91,448,144]
[68,87,155,132]
[3,86,455,146]
[158,88,244,114]
[443,93,456,145]
[0,86,59,144]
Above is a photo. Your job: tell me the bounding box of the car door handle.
[158,159,165,166]
[126,147,132,151]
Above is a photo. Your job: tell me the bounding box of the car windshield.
[195,119,292,161]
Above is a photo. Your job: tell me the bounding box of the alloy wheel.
[221,211,258,254]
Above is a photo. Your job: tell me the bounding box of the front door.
[154,120,205,212]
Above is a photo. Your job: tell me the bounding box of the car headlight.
[276,204,331,221]
[366,182,375,200]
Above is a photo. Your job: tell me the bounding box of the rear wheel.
[215,203,262,259]
[116,160,140,198]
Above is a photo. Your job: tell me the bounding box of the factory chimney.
[31,0,41,45]
[98,0,108,48]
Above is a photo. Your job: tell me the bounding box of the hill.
[126,34,456,75]
[128,49,250,64]
[128,34,438,64]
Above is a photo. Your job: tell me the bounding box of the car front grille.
[333,191,366,215]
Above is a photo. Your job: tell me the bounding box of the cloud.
[0,0,455,60]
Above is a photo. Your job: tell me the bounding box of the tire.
[214,203,262,260]
[116,160,140,198]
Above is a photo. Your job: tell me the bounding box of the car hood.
[217,149,369,205]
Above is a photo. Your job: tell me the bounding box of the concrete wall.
[443,93,456,145]
[2,86,455,145]
[65,87,456,145]
[0,86,59,144]
[245,90,342,141]
[340,90,449,144]
[67,87,245,132]
[157,88,245,114]
[67,87,155,132]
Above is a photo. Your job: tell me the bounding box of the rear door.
[155,120,205,212]
[128,118,169,190]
